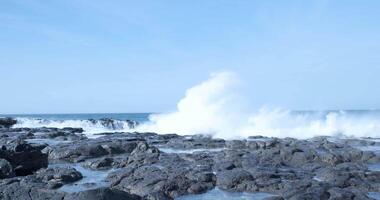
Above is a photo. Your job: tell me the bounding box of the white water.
[9,71,380,139]
[13,118,134,136]
[136,71,380,139]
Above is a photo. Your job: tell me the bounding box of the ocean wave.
[135,72,380,139]
[10,72,380,139]
[13,118,138,135]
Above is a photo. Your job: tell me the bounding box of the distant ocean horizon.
[2,109,380,120]
[0,113,152,122]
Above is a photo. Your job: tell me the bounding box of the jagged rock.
[0,140,47,176]
[64,187,141,200]
[0,159,14,178]
[36,167,82,188]
[0,118,17,128]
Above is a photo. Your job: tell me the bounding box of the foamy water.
[135,72,380,139]
[4,72,380,139]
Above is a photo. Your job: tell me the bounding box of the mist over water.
[137,72,380,139]
[136,71,249,138]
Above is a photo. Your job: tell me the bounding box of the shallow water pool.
[48,163,114,193]
[159,147,225,154]
[176,187,278,200]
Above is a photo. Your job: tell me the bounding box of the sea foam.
[11,72,380,139]
[13,118,135,136]
[136,71,380,139]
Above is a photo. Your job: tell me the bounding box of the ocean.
[2,110,380,139]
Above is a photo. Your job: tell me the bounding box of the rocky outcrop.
[64,187,141,200]
[0,159,14,178]
[0,118,17,128]
[89,118,139,130]
[108,149,216,199]
[0,126,379,200]
[0,139,47,176]
[44,135,146,162]
[35,167,83,189]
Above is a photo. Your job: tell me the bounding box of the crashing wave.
[13,118,139,135]
[136,71,380,139]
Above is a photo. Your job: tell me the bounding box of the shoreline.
[0,117,380,199]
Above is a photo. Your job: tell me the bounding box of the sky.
[0,0,380,114]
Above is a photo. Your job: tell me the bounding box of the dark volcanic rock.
[0,159,14,178]
[0,178,140,200]
[89,118,139,130]
[1,124,380,200]
[163,135,225,149]
[0,176,66,200]
[36,167,82,189]
[46,135,145,162]
[64,187,141,200]
[0,118,17,128]
[216,168,254,191]
[84,157,114,170]
[108,143,215,199]
[0,140,48,176]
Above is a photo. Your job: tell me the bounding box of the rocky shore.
[0,118,380,199]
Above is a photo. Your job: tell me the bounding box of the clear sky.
[1,0,379,114]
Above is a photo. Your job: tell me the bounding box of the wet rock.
[0,177,66,200]
[263,196,284,200]
[109,148,215,199]
[0,159,14,178]
[162,135,225,150]
[89,118,138,130]
[84,157,114,169]
[0,118,17,128]
[0,140,48,176]
[64,187,141,200]
[1,125,380,200]
[216,168,254,191]
[47,137,145,162]
[36,167,82,188]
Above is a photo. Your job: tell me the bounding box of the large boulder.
[46,137,145,162]
[64,187,141,200]
[89,118,138,130]
[0,178,66,200]
[109,147,215,199]
[36,167,83,189]
[0,140,48,176]
[0,158,14,178]
[216,168,254,191]
[0,118,17,128]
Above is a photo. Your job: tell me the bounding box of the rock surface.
[0,118,17,128]
[0,120,379,199]
[0,139,48,176]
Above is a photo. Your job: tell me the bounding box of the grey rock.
[0,159,14,178]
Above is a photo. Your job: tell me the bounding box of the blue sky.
[1,0,379,114]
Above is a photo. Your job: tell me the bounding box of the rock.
[0,125,380,200]
[64,187,141,200]
[216,168,254,191]
[89,118,138,130]
[0,178,66,200]
[36,167,82,187]
[0,118,17,128]
[0,159,14,178]
[47,136,145,162]
[84,157,114,169]
[162,135,225,150]
[263,196,284,200]
[0,140,48,176]
[109,151,215,199]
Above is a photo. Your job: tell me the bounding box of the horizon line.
[1,109,380,116]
